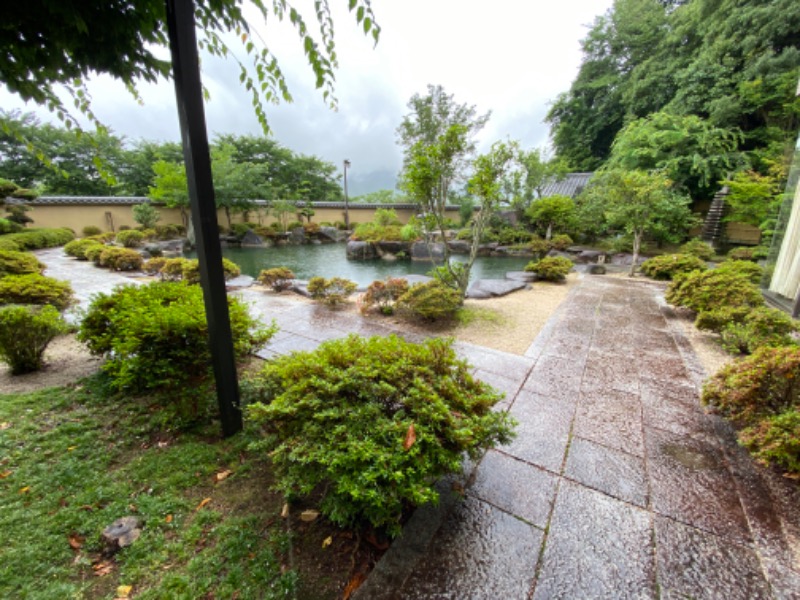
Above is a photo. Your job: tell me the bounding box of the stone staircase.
[700,186,729,247]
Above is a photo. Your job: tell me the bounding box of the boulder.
[376,241,411,255]
[506,271,538,283]
[466,279,527,299]
[102,517,142,555]
[319,226,348,243]
[288,227,306,244]
[447,240,472,254]
[347,240,378,260]
[411,242,446,261]
[576,250,606,264]
[240,230,265,247]
[588,264,607,275]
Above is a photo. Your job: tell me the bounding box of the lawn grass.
[0,374,370,599]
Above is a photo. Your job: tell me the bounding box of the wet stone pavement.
[38,250,800,598]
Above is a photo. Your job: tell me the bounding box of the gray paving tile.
[565,437,648,507]
[581,350,641,394]
[533,480,656,599]
[574,388,645,456]
[523,354,583,400]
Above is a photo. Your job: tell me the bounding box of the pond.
[188,244,531,287]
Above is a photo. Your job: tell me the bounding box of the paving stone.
[453,342,534,381]
[262,334,321,355]
[399,496,543,599]
[470,450,558,528]
[642,397,720,446]
[574,388,645,456]
[581,350,641,395]
[523,354,582,400]
[636,352,690,383]
[639,377,700,409]
[655,516,770,600]
[533,480,656,599]
[646,427,752,544]
[564,437,648,507]
[472,369,524,405]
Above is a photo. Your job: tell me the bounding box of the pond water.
[188,243,531,286]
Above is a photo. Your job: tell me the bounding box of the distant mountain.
[346,169,398,197]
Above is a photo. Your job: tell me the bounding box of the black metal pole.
[165,0,242,436]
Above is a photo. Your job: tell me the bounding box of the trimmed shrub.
[116,229,145,248]
[0,305,68,374]
[78,281,275,394]
[90,232,116,243]
[0,238,20,251]
[719,307,798,355]
[695,306,751,333]
[640,253,707,280]
[397,280,462,321]
[258,267,296,292]
[246,334,515,536]
[715,260,764,285]
[287,221,303,231]
[64,238,104,260]
[727,246,757,262]
[85,244,106,263]
[154,224,185,240]
[351,222,403,243]
[360,277,409,315]
[82,226,102,237]
[525,256,573,281]
[680,239,714,261]
[529,237,551,258]
[98,247,144,271]
[307,276,357,306]
[0,250,43,277]
[160,257,190,281]
[181,258,241,284]
[3,228,74,250]
[740,410,800,474]
[143,257,168,276]
[702,346,800,425]
[550,234,573,251]
[665,270,764,314]
[303,222,321,235]
[0,273,74,310]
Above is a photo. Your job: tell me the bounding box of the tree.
[397,85,489,207]
[583,169,696,275]
[270,199,298,232]
[525,195,577,240]
[148,160,190,227]
[211,145,265,229]
[118,140,184,195]
[504,147,569,216]
[132,202,161,229]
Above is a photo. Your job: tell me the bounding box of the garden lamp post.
[343,159,351,229]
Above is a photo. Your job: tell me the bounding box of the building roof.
[29,197,458,210]
[538,172,594,198]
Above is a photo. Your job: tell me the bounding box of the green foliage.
[679,239,715,261]
[81,225,102,237]
[116,229,145,248]
[695,306,751,333]
[740,410,800,475]
[397,280,462,321]
[360,278,409,315]
[665,267,764,314]
[160,257,191,281]
[153,223,185,240]
[132,202,161,229]
[182,258,241,284]
[0,273,73,309]
[351,222,403,242]
[64,238,104,260]
[143,257,168,275]
[98,247,144,271]
[640,253,707,280]
[0,250,43,277]
[2,228,74,250]
[0,238,20,251]
[549,234,573,251]
[702,346,800,426]
[524,256,573,281]
[427,262,468,293]
[307,277,357,306]
[723,169,784,234]
[246,334,515,536]
[719,307,798,355]
[715,260,764,285]
[400,219,422,242]
[373,208,402,226]
[529,237,552,259]
[727,246,758,262]
[0,218,22,234]
[78,282,275,394]
[84,243,105,263]
[0,304,67,374]
[525,195,576,239]
[257,267,296,292]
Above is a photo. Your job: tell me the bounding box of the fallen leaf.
[67,446,77,452]
[214,469,233,483]
[19,486,30,494]
[299,509,319,522]
[0,422,10,430]
[115,584,133,599]
[93,560,114,577]
[195,497,211,511]
[0,470,11,479]
[322,536,333,548]
[342,573,366,600]
[68,534,84,550]
[403,423,416,451]
[280,503,289,518]
[165,514,173,524]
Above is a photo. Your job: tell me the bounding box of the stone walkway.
[37,249,800,598]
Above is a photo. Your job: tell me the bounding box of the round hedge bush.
[0,250,43,277]
[524,256,573,281]
[64,238,104,260]
[396,280,462,321]
[0,304,68,374]
[0,273,74,310]
[640,253,707,280]
[665,269,764,314]
[257,267,296,292]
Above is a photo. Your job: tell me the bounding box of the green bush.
[132,203,161,229]
[82,226,102,237]
[154,223,185,240]
[529,237,551,259]
[84,244,106,263]
[695,306,751,333]
[160,257,190,281]
[524,256,573,281]
[0,250,43,277]
[181,258,241,284]
[64,238,104,260]
[740,410,800,474]
[640,253,707,280]
[257,267,296,292]
[715,260,764,285]
[719,307,798,355]
[3,228,74,250]
[0,305,68,374]
[246,334,515,536]
[727,246,757,262]
[230,223,252,239]
[90,232,116,243]
[665,270,764,314]
[287,221,303,231]
[116,229,145,248]
[351,222,403,243]
[78,281,275,394]
[98,247,144,271]
[680,239,715,261]
[360,278,409,315]
[702,346,800,425]
[373,208,402,226]
[550,234,573,251]
[307,276,357,306]
[303,222,321,235]
[0,217,21,234]
[0,238,20,251]
[397,280,462,321]
[0,273,74,310]
[143,257,168,275]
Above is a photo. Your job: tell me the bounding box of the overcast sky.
[1,0,613,195]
